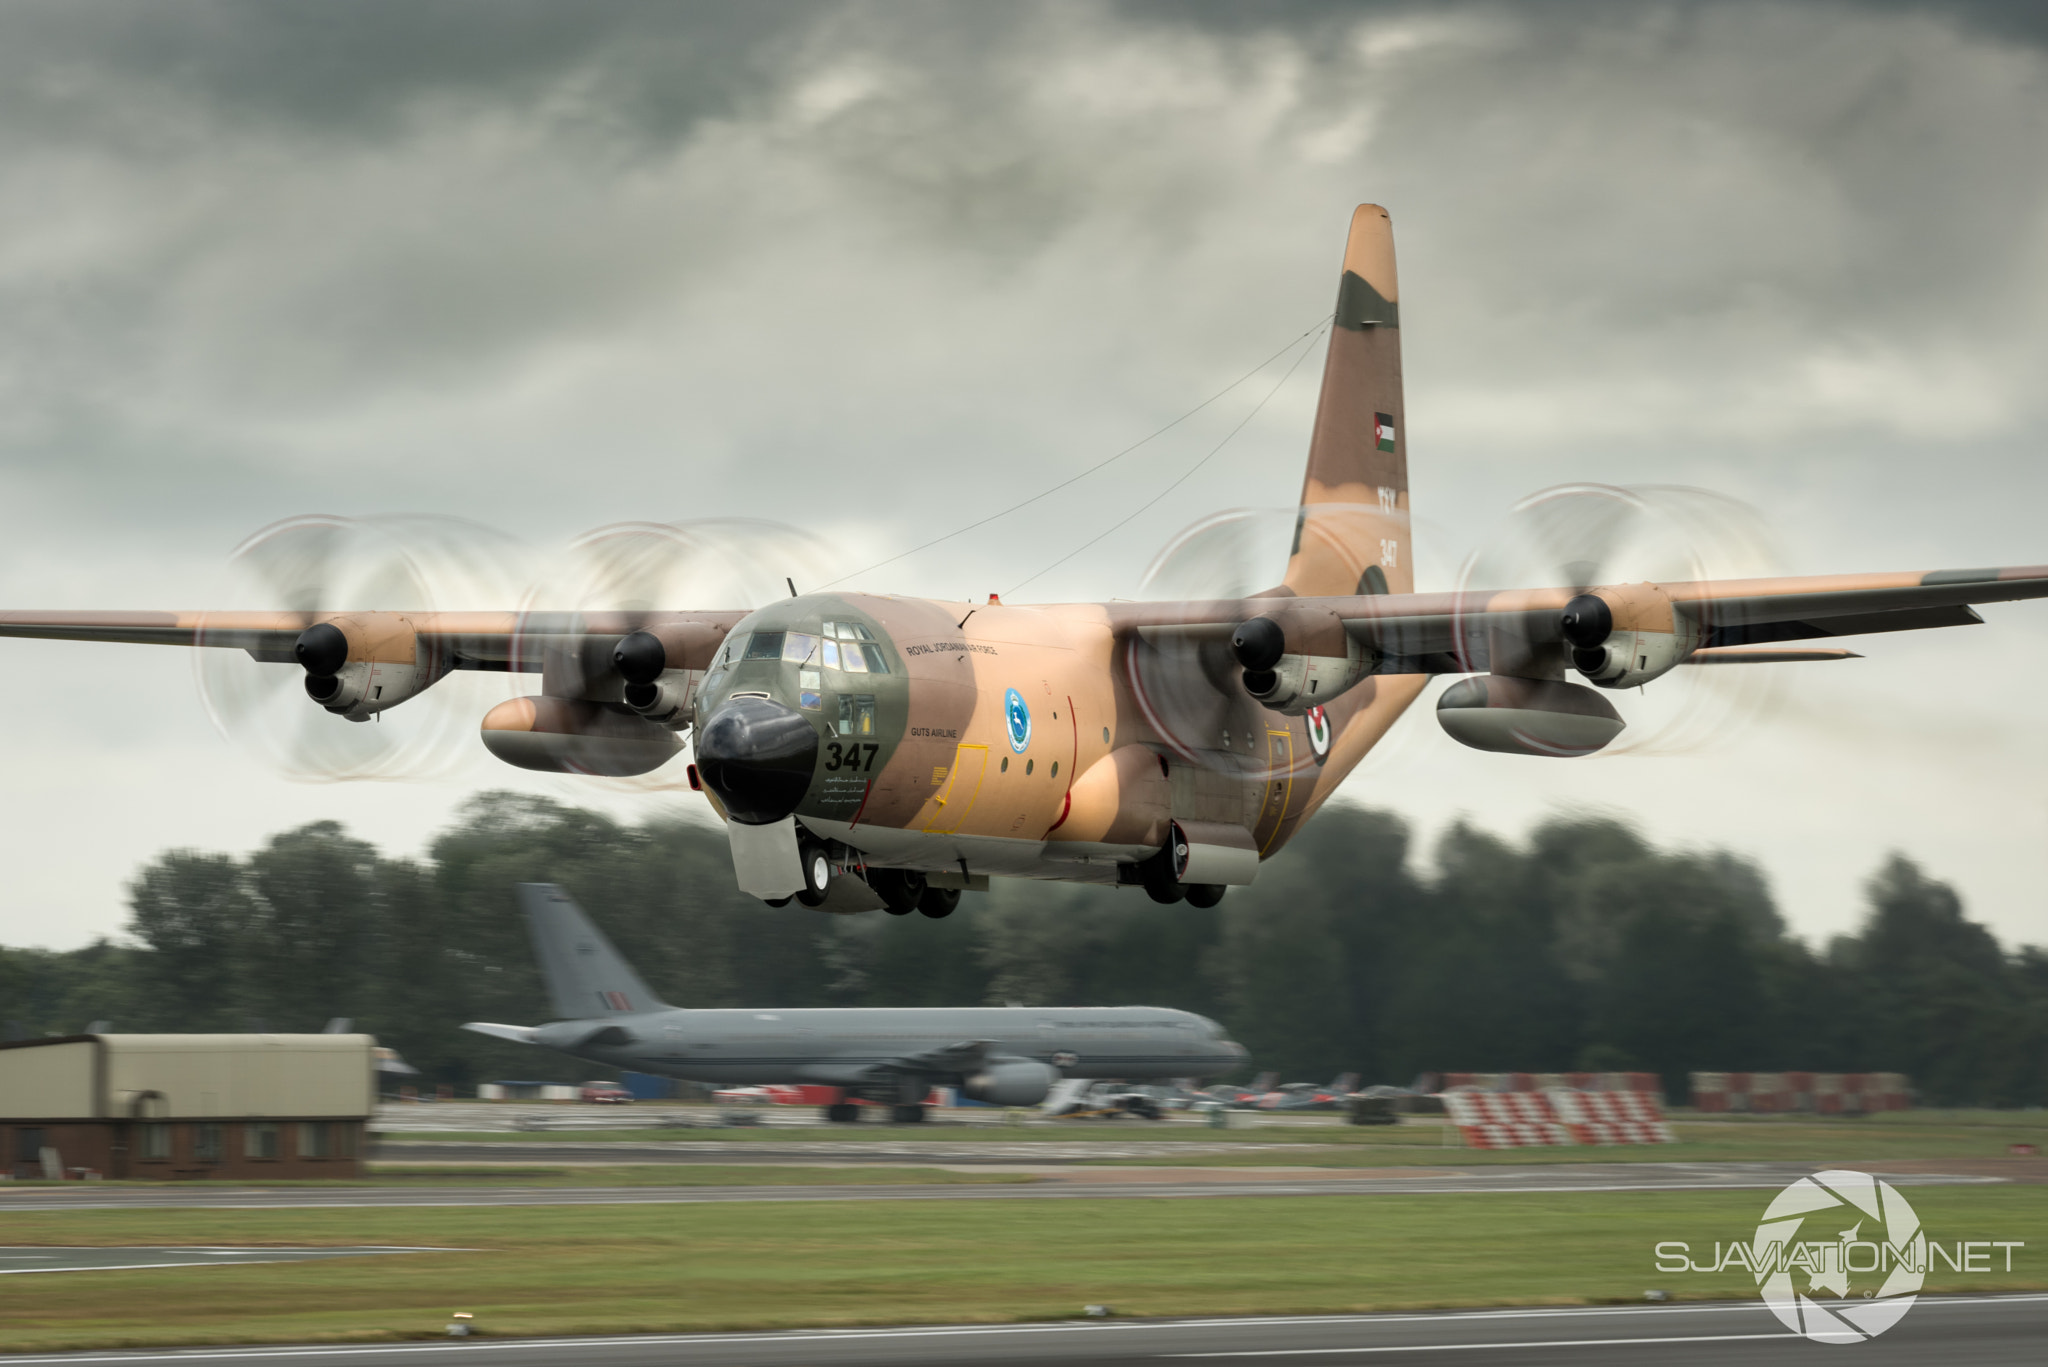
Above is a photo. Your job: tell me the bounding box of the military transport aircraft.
[466,884,1245,1122]
[2,205,2044,917]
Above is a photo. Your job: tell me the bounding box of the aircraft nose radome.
[695,696,819,825]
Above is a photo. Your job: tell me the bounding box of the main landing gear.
[870,869,961,919]
[889,1103,927,1124]
[824,1101,862,1123]
[1138,836,1226,908]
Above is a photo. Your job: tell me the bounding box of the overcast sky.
[2,0,2045,952]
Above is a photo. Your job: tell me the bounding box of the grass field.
[2,1188,2041,1352]
[1,1166,1034,1189]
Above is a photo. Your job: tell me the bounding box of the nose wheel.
[796,842,833,908]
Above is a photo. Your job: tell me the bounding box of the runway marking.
[1169,1334,1795,1355]
[6,1297,2044,1363]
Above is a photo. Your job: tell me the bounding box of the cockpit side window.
[742,631,785,661]
[838,694,877,737]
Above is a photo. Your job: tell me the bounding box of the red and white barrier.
[1440,1091,1573,1149]
[1441,1088,1674,1148]
[1545,1088,1677,1144]
[1689,1071,1912,1113]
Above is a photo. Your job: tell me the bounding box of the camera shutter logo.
[1755,1170,1925,1343]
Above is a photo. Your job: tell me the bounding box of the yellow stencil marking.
[1259,729,1294,854]
[924,745,989,834]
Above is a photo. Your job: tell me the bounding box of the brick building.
[1,1033,375,1180]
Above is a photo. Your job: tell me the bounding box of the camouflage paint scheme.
[3,206,2046,905]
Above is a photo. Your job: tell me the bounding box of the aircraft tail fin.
[517,883,669,1020]
[1330,1072,1360,1095]
[1248,1070,1278,1094]
[1283,205,1411,599]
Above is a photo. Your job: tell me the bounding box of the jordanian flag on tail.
[1374,413,1396,452]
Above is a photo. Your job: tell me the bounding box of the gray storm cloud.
[0,0,2043,948]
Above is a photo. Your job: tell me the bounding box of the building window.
[14,1127,45,1165]
[194,1124,223,1164]
[138,1123,172,1161]
[334,1124,358,1159]
[297,1123,331,1159]
[246,1122,279,1160]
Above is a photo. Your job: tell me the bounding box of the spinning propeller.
[196,515,836,784]
[1456,484,1788,754]
[195,515,525,782]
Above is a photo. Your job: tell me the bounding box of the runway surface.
[0,1160,2004,1210]
[0,1246,439,1275]
[10,1296,2047,1365]
[371,1139,1322,1163]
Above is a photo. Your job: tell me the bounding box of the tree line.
[3,792,2043,1106]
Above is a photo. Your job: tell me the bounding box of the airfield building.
[0,1033,375,1180]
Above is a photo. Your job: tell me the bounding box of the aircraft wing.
[0,610,749,670]
[1116,563,2048,674]
[889,1039,999,1073]
[461,1021,540,1045]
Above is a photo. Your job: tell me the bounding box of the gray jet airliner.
[464,884,1248,1122]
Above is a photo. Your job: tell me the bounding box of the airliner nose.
[695,696,819,824]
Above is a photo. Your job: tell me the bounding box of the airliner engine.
[961,1057,1061,1106]
[1435,675,1626,757]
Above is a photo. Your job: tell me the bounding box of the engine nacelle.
[621,671,701,728]
[614,625,729,729]
[1436,675,1625,757]
[1570,630,1691,688]
[295,615,439,722]
[1230,609,1378,716]
[961,1057,1062,1107]
[479,696,685,776]
[1559,588,1697,690]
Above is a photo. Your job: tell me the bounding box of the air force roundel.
[1004,687,1032,752]
[1305,704,1332,764]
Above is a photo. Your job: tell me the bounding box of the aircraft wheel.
[917,885,961,919]
[891,1104,927,1124]
[825,1101,861,1123]
[795,842,833,908]
[1184,884,1226,908]
[872,868,925,915]
[762,896,792,907]
[1140,844,1185,904]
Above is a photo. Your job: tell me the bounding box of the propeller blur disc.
[1458,484,1787,756]
[193,514,528,782]
[519,519,841,792]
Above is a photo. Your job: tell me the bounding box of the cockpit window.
[717,634,747,667]
[839,693,876,736]
[742,632,784,661]
[781,632,818,664]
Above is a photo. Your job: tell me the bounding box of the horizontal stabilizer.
[462,1021,539,1045]
[1040,1076,1091,1115]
